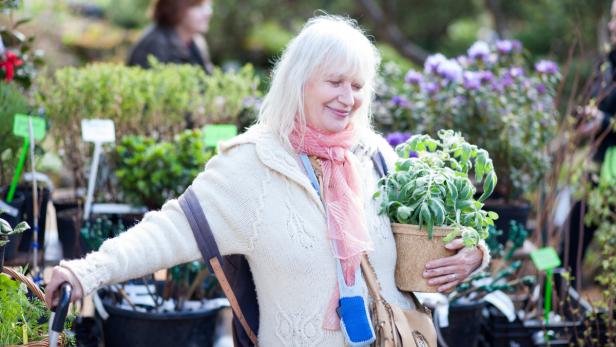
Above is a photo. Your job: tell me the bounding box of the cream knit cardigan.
[61,125,490,347]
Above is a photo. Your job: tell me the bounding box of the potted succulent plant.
[376,129,498,292]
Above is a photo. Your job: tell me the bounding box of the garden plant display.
[373,40,560,202]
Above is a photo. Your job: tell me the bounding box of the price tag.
[530,247,561,271]
[12,114,46,141]
[81,119,115,143]
[203,124,237,147]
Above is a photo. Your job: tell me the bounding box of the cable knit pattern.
[60,125,490,347]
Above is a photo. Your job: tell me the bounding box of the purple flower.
[463,71,481,90]
[436,59,463,82]
[496,40,513,54]
[468,41,490,61]
[456,55,469,67]
[535,60,559,75]
[424,53,447,74]
[390,95,411,108]
[478,71,494,84]
[386,132,413,148]
[421,81,440,95]
[404,69,423,85]
[495,74,514,90]
[536,83,546,94]
[511,40,523,53]
[509,66,524,78]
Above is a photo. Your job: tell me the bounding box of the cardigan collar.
[220,125,324,211]
[219,125,380,212]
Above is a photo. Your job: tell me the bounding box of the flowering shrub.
[373,40,560,201]
[0,1,44,89]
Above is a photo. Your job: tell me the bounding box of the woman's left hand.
[422,238,483,292]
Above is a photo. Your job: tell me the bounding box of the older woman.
[127,0,214,73]
[47,16,488,346]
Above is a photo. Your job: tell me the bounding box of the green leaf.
[396,206,412,222]
[12,222,30,235]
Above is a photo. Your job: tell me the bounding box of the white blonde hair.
[257,15,381,147]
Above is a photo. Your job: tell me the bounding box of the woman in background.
[127,0,214,73]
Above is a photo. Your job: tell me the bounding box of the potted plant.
[373,40,560,238]
[578,181,616,346]
[35,62,261,191]
[0,82,31,261]
[375,129,498,292]
[440,221,534,347]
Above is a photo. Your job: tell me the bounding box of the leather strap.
[179,187,258,346]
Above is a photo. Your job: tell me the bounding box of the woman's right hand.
[44,266,84,309]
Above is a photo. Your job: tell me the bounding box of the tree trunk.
[484,0,509,39]
[356,0,429,65]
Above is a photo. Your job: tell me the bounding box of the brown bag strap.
[209,258,259,345]
[179,187,258,346]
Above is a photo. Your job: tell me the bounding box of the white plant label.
[81,119,115,143]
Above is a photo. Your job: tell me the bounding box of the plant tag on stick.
[81,119,115,143]
[530,247,561,325]
[530,247,561,271]
[12,114,46,140]
[81,119,115,221]
[203,124,237,148]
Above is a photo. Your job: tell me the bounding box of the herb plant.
[376,129,498,247]
[0,267,76,346]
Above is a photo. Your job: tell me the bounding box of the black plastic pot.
[481,306,533,347]
[56,207,81,259]
[439,301,485,347]
[1,191,26,261]
[484,201,531,245]
[17,185,50,253]
[98,299,219,347]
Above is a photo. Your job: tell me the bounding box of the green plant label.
[530,247,561,271]
[203,124,237,147]
[81,119,116,143]
[12,114,46,141]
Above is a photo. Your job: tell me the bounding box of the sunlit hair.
[257,15,381,148]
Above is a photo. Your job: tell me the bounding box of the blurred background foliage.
[1,0,612,108]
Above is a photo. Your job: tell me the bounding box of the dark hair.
[152,0,206,27]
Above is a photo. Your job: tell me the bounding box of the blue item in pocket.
[336,261,375,346]
[338,295,375,346]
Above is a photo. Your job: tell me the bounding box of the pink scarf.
[290,123,373,330]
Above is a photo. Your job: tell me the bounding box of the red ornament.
[0,51,24,81]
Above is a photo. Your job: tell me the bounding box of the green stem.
[544,268,553,326]
[6,139,29,203]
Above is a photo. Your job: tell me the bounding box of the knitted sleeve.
[60,144,260,296]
